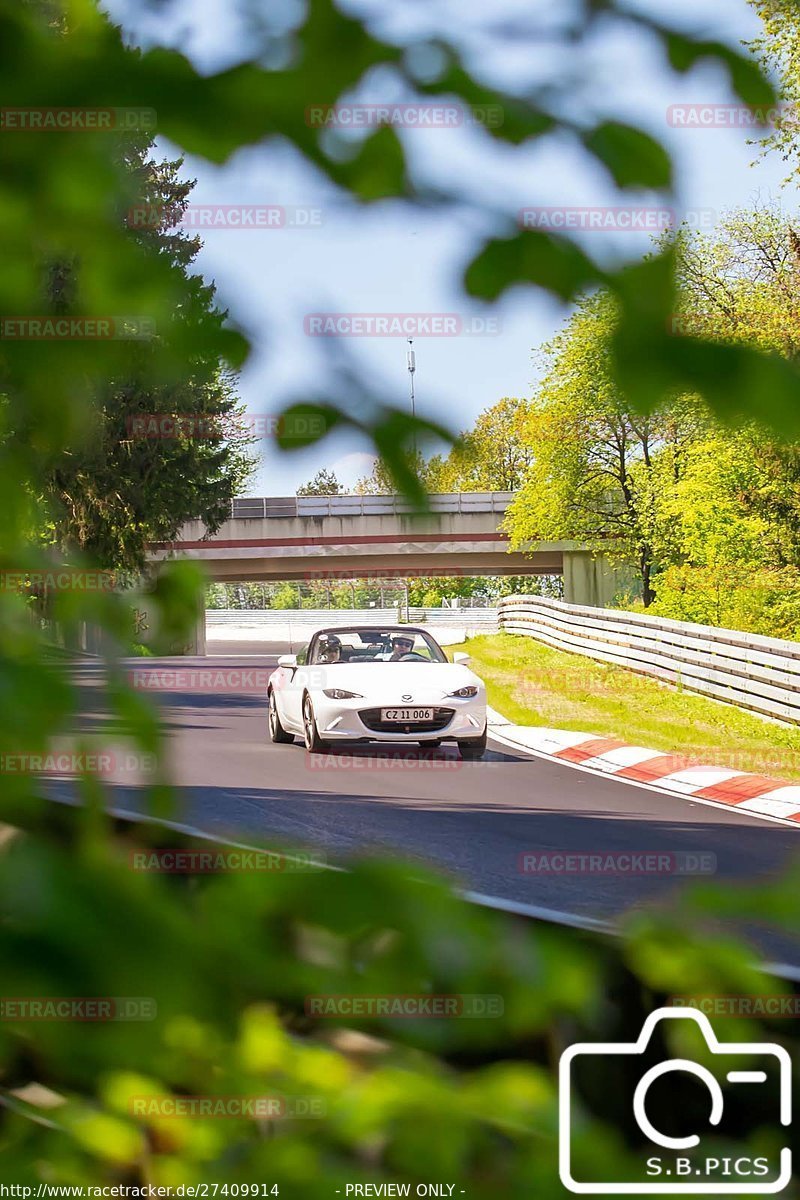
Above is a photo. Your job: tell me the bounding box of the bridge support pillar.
[193,603,207,656]
[562,552,632,608]
[125,591,206,655]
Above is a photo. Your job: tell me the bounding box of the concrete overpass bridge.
[149,492,622,607]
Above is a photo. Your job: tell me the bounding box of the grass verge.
[453,632,800,783]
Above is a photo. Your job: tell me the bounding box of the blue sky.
[108,0,793,495]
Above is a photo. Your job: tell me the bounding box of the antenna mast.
[406,339,416,459]
[406,339,416,421]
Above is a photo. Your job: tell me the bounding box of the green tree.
[205,583,228,610]
[207,582,284,609]
[426,398,535,492]
[639,209,800,628]
[749,1,800,178]
[664,431,775,569]
[669,207,800,562]
[504,293,701,605]
[296,468,343,495]
[39,145,257,573]
[673,206,800,359]
[271,582,301,609]
[638,425,800,634]
[355,451,428,494]
[499,574,563,600]
[645,561,800,636]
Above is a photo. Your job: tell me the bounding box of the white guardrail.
[229,493,515,520]
[208,608,499,628]
[498,594,800,726]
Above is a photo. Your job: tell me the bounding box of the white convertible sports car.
[267,625,488,759]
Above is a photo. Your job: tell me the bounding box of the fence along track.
[498,595,800,725]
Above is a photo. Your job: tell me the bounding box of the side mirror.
[453,652,471,665]
[277,654,297,668]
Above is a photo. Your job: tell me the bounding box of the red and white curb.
[486,710,800,828]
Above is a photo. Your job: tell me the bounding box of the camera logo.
[559,1007,791,1194]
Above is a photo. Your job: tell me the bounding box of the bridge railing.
[499,594,800,725]
[229,493,515,520]
[207,607,499,628]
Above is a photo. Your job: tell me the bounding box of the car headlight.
[323,688,363,700]
[447,685,478,698]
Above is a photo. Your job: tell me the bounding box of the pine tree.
[41,140,256,571]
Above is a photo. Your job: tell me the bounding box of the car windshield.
[309,628,448,665]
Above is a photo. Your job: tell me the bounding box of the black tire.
[302,694,329,753]
[268,689,294,744]
[458,727,487,760]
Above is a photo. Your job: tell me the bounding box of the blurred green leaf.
[582,122,673,190]
[664,32,777,109]
[465,231,599,302]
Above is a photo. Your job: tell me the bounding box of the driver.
[388,634,414,661]
[316,633,342,664]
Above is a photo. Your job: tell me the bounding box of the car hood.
[311,661,482,700]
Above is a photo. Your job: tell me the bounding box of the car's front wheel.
[303,694,329,753]
[458,728,487,760]
[268,690,294,744]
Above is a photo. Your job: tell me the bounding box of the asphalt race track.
[50,645,800,969]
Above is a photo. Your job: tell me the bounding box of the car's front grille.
[359,707,455,734]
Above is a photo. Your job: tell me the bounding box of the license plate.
[381,707,434,722]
